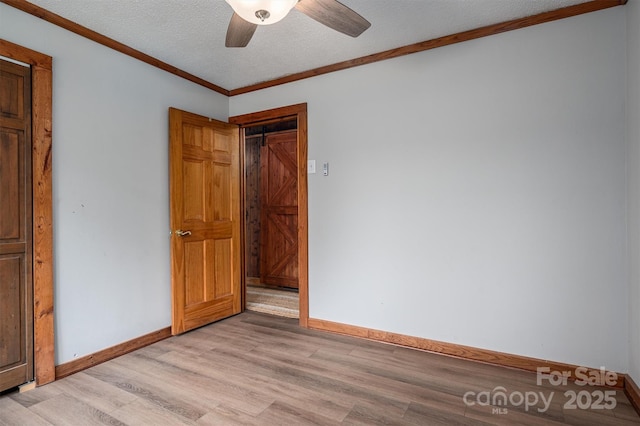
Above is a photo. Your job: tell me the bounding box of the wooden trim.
[0,0,228,96]
[1,38,55,387]
[0,39,52,69]
[228,0,626,96]
[2,0,625,97]
[296,109,309,328]
[240,130,247,313]
[31,53,54,387]
[229,104,309,327]
[55,327,171,380]
[624,374,640,416]
[308,318,627,389]
[229,104,308,126]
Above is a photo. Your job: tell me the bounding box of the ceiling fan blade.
[295,0,371,38]
[225,13,258,47]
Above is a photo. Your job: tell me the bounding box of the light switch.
[308,160,316,174]
[323,162,329,176]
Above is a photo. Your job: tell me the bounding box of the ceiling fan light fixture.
[225,0,298,25]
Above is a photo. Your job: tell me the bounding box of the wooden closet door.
[0,59,33,391]
[260,130,298,289]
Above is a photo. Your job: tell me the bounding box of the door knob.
[175,230,192,237]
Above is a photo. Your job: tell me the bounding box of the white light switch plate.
[308,160,316,174]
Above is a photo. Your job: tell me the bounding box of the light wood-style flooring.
[1,312,639,425]
[246,285,299,318]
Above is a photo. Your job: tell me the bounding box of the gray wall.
[0,3,228,364]
[1,2,635,377]
[231,7,628,371]
[627,0,640,385]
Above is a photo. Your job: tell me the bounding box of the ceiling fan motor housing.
[255,9,270,22]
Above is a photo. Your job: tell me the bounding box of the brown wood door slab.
[0,59,33,391]
[260,130,298,289]
[169,108,241,334]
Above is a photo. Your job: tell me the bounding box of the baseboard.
[307,318,626,389]
[55,326,172,380]
[624,374,640,416]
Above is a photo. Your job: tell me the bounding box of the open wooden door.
[0,59,33,391]
[169,108,241,335]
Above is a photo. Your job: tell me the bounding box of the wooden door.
[260,131,299,289]
[169,108,241,335]
[0,59,33,391]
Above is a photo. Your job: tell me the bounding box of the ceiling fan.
[224,0,371,47]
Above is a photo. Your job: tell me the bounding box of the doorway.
[229,103,309,327]
[244,120,299,317]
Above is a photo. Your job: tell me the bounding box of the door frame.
[0,39,55,386]
[229,103,309,327]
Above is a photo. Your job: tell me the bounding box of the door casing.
[0,39,55,386]
[230,103,309,327]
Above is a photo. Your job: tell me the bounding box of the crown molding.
[1,0,627,95]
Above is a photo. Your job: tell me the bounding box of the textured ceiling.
[24,0,593,91]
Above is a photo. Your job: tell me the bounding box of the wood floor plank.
[310,346,480,401]
[153,351,276,416]
[196,404,263,426]
[8,381,62,408]
[403,400,493,426]
[238,314,389,352]
[0,311,639,425]
[464,402,568,425]
[160,349,353,422]
[199,343,411,417]
[84,361,207,422]
[0,397,52,426]
[28,393,125,426]
[615,396,640,422]
[106,353,228,416]
[262,343,467,417]
[343,403,413,426]
[257,400,340,426]
[561,404,640,426]
[113,350,273,417]
[358,345,537,387]
[110,398,198,426]
[192,339,407,418]
[152,328,221,356]
[43,372,136,415]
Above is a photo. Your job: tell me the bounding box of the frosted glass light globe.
[225,0,298,25]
